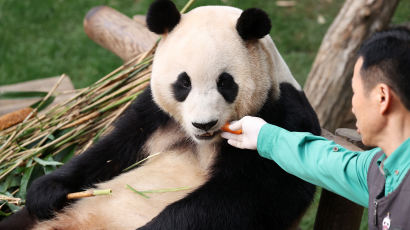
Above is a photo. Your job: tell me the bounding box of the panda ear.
[146,0,181,34]
[236,8,271,40]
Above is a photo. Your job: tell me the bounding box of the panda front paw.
[26,176,72,220]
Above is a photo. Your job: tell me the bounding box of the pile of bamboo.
[0,49,154,181]
[0,49,155,215]
[0,0,195,216]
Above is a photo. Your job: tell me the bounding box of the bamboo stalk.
[61,112,100,129]
[80,75,150,114]
[123,151,162,172]
[0,194,22,205]
[181,0,196,13]
[67,189,112,199]
[80,97,134,154]
[0,74,66,152]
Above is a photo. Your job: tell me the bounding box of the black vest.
[367,151,410,230]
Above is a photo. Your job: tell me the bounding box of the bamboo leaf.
[0,181,9,194]
[6,203,20,213]
[29,165,45,186]
[58,145,77,163]
[43,165,57,175]
[16,128,36,139]
[33,157,63,166]
[141,187,191,194]
[41,155,60,175]
[126,184,150,199]
[19,166,34,198]
[123,152,162,172]
[0,91,47,99]
[30,96,55,111]
[0,209,11,217]
[12,167,25,175]
[47,134,56,141]
[0,174,20,193]
[26,158,33,167]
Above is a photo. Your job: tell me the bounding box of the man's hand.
[221,116,267,150]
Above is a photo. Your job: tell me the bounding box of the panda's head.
[147,0,298,143]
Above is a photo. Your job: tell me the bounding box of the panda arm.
[261,83,321,135]
[26,87,170,220]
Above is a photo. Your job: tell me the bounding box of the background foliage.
[0,0,408,87]
[0,0,409,229]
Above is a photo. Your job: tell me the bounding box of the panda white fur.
[0,1,321,229]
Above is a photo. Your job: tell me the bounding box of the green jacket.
[257,124,410,207]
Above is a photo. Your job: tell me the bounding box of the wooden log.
[83,6,158,62]
[0,108,34,131]
[335,128,374,150]
[314,129,365,230]
[304,0,400,132]
[133,15,147,26]
[0,76,75,116]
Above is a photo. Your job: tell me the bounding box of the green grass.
[0,0,146,88]
[0,0,337,87]
[0,0,409,229]
[1,0,406,89]
[0,0,408,87]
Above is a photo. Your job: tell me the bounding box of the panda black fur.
[0,1,321,229]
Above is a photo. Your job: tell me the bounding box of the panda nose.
[192,120,218,131]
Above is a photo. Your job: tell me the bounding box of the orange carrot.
[221,122,242,134]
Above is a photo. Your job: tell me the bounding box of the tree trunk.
[304,0,400,132]
[83,6,158,62]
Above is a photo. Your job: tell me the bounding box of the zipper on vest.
[373,200,378,226]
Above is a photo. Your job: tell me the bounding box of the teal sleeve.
[257,124,380,207]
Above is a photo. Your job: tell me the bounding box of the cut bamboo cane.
[67,189,112,199]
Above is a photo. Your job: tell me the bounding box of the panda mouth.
[195,131,220,140]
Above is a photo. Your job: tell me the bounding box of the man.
[221,27,410,229]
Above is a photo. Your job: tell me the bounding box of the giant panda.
[0,0,321,229]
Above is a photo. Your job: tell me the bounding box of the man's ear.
[377,83,392,115]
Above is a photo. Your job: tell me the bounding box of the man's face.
[351,58,382,146]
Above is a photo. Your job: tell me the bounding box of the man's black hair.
[358,27,410,110]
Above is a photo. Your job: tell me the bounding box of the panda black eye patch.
[172,72,192,102]
[217,72,238,103]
